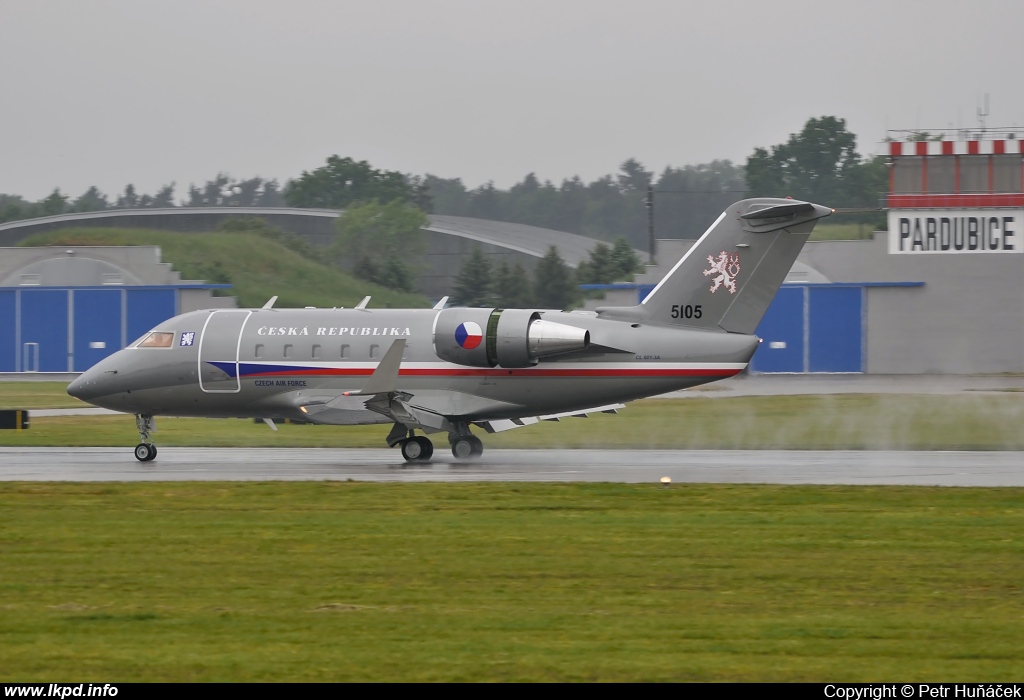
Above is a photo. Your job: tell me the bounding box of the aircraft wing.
[281,338,624,437]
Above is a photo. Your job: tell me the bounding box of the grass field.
[0,482,1021,681]
[19,228,430,310]
[3,383,1024,450]
[810,222,882,241]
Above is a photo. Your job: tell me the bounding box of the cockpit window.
[137,332,174,348]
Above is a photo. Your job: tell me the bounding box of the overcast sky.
[3,0,1023,201]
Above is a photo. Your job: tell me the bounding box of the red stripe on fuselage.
[241,367,742,379]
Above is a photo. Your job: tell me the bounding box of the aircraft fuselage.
[69,307,756,424]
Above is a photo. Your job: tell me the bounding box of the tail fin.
[602,198,832,334]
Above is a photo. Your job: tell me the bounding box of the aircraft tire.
[401,437,433,462]
[134,443,156,462]
[415,436,434,461]
[451,436,483,460]
[451,437,475,459]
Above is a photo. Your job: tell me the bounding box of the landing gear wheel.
[451,436,483,459]
[415,436,434,461]
[134,443,156,462]
[401,436,434,462]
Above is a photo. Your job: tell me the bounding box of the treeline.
[452,238,643,310]
[422,158,746,249]
[0,176,287,225]
[2,116,887,239]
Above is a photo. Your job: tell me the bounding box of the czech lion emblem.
[702,251,741,294]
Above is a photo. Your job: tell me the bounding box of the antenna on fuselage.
[355,296,371,310]
[261,296,278,309]
[432,296,449,310]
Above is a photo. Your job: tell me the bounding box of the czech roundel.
[455,321,483,349]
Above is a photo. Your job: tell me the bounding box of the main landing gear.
[134,414,157,462]
[400,435,434,462]
[390,423,485,462]
[449,433,483,460]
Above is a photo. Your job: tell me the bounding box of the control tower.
[884,130,1023,253]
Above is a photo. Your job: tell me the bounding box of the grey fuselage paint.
[68,197,831,428]
[68,307,758,423]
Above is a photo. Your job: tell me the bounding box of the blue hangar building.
[0,246,231,373]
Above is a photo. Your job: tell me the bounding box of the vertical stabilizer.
[602,198,831,334]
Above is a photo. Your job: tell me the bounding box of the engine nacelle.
[433,308,590,368]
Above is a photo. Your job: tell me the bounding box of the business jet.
[67,197,831,462]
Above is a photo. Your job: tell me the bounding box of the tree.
[532,246,577,310]
[150,183,175,207]
[576,237,641,284]
[611,237,642,280]
[40,189,68,216]
[452,247,492,307]
[333,200,428,292]
[746,116,864,206]
[423,175,470,215]
[493,261,532,308]
[652,160,746,239]
[258,179,285,207]
[576,242,615,284]
[0,194,37,224]
[116,184,139,209]
[617,158,652,193]
[71,186,108,212]
[286,155,418,209]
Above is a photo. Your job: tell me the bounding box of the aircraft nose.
[67,374,93,401]
[67,369,109,402]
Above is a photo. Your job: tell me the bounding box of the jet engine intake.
[433,308,589,368]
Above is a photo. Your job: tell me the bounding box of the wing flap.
[476,403,625,433]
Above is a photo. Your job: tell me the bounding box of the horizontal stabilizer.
[740,201,820,220]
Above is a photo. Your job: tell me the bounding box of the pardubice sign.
[888,210,1022,254]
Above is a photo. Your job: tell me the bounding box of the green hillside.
[18,228,431,309]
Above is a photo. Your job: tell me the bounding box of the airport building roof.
[0,207,643,265]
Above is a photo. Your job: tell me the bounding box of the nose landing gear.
[134,414,157,462]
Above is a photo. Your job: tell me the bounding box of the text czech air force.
[888,210,1022,254]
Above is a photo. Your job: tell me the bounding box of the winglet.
[262,296,278,309]
[355,296,371,310]
[343,339,405,396]
[432,296,449,310]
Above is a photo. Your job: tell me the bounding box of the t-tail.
[600,198,832,334]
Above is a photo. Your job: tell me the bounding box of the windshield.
[136,332,174,348]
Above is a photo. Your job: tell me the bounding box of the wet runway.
[1,447,1021,486]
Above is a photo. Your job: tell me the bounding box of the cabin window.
[402,345,409,359]
[137,332,174,348]
[369,344,379,359]
[255,344,264,359]
[283,344,293,359]
[312,344,321,359]
[340,344,350,359]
